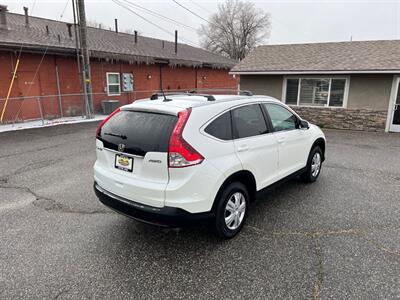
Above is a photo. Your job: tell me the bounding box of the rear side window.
[232,104,268,139]
[204,111,232,140]
[100,110,177,156]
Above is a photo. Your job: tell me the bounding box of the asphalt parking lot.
[0,122,399,299]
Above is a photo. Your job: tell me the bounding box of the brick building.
[0,6,237,123]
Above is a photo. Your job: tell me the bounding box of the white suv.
[94,93,325,238]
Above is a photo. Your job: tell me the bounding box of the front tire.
[302,146,323,183]
[214,182,249,239]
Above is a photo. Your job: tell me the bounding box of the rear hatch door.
[95,109,177,207]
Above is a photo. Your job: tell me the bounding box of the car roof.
[122,94,281,115]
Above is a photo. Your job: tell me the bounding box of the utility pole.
[76,0,93,118]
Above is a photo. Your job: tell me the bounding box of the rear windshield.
[99,110,177,156]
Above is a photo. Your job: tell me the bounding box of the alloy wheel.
[311,152,321,177]
[224,192,246,230]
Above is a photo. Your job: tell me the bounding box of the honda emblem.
[118,144,125,152]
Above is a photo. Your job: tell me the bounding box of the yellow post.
[1,59,20,123]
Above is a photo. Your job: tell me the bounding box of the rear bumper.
[94,182,214,227]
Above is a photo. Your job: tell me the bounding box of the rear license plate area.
[115,154,133,172]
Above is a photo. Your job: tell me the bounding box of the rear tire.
[214,182,249,239]
[301,146,323,183]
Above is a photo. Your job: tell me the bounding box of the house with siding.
[230,40,400,132]
[0,5,237,123]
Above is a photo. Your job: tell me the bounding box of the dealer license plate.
[115,154,133,172]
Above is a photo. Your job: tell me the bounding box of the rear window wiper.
[104,132,127,139]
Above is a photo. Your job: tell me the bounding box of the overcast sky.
[3,0,400,47]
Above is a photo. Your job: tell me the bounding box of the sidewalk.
[0,115,107,133]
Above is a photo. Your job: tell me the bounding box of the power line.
[60,0,70,19]
[112,0,199,47]
[171,0,229,38]
[171,0,226,33]
[188,0,213,15]
[1,0,39,122]
[16,0,40,61]
[179,1,314,44]
[30,0,37,14]
[112,0,181,40]
[113,0,176,36]
[22,1,69,91]
[171,0,211,25]
[119,0,197,32]
[12,0,70,123]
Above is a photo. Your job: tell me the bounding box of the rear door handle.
[237,145,249,152]
[277,137,286,144]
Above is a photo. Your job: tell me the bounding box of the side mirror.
[298,119,309,129]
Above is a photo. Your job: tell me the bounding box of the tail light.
[96,107,121,138]
[168,108,204,168]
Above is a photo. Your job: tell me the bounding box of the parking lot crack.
[357,232,400,258]
[0,184,48,201]
[248,224,400,284]
[272,228,359,237]
[0,137,90,160]
[324,163,400,179]
[3,157,75,179]
[32,197,113,215]
[0,184,112,215]
[54,288,69,300]
[312,235,323,300]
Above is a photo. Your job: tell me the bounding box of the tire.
[301,146,323,183]
[214,182,249,239]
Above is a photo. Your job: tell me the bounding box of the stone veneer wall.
[289,106,387,132]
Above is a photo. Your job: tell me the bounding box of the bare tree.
[198,0,270,60]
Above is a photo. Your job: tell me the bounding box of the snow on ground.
[0,115,107,133]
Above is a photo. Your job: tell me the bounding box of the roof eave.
[0,42,233,69]
[0,43,76,56]
[230,70,400,75]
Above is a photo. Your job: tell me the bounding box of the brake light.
[168,108,204,168]
[96,107,121,138]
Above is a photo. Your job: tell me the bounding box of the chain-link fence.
[0,88,242,125]
[0,91,145,124]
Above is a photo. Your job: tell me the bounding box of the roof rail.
[150,92,215,101]
[149,89,252,101]
[150,92,187,100]
[195,94,215,101]
[241,90,253,96]
[188,88,253,96]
